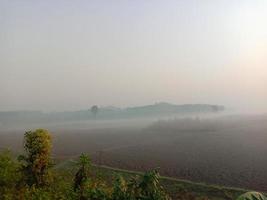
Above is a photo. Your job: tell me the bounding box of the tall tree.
[19,129,52,187]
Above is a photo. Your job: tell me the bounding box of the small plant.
[74,153,91,200]
[112,175,128,200]
[138,169,171,200]
[110,169,171,200]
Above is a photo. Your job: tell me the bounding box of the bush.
[0,150,21,199]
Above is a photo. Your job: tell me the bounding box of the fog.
[1,0,267,112]
[1,114,267,191]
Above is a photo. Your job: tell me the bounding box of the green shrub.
[0,150,21,199]
[19,129,53,187]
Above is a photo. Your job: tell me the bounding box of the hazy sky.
[1,0,267,112]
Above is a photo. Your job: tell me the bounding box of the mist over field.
[1,112,267,191]
[1,1,267,199]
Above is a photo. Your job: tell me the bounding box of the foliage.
[0,150,21,199]
[19,129,52,187]
[138,169,171,200]
[112,176,128,200]
[0,150,20,187]
[74,154,91,200]
[0,128,173,200]
[85,181,111,200]
[236,192,267,200]
[80,169,171,200]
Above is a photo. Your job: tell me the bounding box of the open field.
[1,115,267,192]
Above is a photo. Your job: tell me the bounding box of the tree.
[74,154,91,200]
[19,129,52,187]
[91,105,99,118]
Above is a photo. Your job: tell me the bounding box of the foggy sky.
[1,0,267,112]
